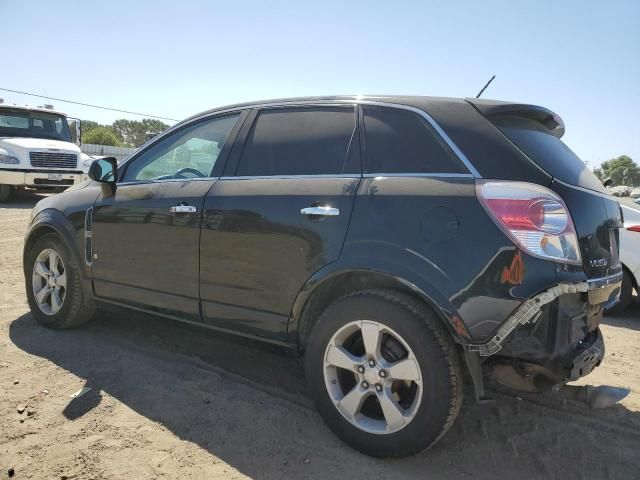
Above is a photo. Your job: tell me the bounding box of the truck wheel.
[25,233,95,329]
[0,184,11,202]
[305,290,463,458]
[606,270,634,315]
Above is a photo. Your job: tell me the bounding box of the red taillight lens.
[627,225,640,233]
[477,181,581,265]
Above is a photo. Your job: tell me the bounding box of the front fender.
[24,208,92,296]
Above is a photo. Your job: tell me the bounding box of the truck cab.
[0,102,85,202]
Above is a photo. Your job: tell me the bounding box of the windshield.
[0,109,72,142]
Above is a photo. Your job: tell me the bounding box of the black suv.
[23,96,623,458]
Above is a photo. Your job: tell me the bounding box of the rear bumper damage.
[466,272,621,397]
[469,272,622,357]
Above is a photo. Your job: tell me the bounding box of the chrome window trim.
[219,174,362,181]
[357,101,482,178]
[117,177,217,187]
[362,173,474,179]
[118,99,482,179]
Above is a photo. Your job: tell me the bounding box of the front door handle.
[170,205,198,214]
[300,206,340,216]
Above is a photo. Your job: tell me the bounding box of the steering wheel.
[174,167,205,179]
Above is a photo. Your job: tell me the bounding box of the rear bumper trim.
[587,271,623,306]
[587,271,623,289]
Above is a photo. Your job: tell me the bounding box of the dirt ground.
[1,191,639,480]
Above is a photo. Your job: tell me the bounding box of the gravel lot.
[1,191,639,480]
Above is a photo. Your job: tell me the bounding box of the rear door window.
[362,106,467,174]
[492,115,607,193]
[235,106,359,176]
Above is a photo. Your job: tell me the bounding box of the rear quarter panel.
[344,176,560,342]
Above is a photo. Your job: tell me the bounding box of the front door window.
[122,113,241,182]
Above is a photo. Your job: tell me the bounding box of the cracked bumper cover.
[469,272,622,357]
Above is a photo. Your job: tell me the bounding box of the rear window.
[236,106,358,176]
[362,106,467,174]
[492,115,606,194]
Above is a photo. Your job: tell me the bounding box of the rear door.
[200,105,361,341]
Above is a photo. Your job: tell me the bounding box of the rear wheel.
[0,184,11,202]
[25,233,95,329]
[305,290,462,458]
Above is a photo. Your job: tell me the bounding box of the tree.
[81,120,100,134]
[112,118,169,147]
[593,155,640,187]
[81,118,170,147]
[141,118,169,138]
[82,126,122,146]
[81,120,123,145]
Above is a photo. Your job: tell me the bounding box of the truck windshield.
[0,109,72,142]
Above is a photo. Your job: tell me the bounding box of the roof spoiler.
[465,98,565,138]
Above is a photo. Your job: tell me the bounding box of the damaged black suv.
[23,96,622,458]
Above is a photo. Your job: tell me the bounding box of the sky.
[1,0,638,168]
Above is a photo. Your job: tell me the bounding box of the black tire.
[0,184,11,202]
[606,270,633,316]
[305,290,463,458]
[25,233,95,329]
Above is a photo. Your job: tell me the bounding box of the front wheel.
[305,290,463,458]
[25,233,95,329]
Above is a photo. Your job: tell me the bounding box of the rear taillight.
[627,225,640,233]
[477,181,582,265]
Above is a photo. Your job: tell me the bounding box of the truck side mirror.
[88,157,118,183]
[67,118,82,146]
[603,177,614,188]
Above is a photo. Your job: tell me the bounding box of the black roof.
[183,94,561,135]
[182,95,469,122]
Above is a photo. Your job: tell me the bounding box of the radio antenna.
[475,75,496,98]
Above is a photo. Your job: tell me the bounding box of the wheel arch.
[290,266,471,350]
[23,209,88,285]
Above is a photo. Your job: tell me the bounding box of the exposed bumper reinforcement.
[469,272,622,357]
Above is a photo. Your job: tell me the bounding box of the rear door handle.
[170,205,198,214]
[300,206,340,216]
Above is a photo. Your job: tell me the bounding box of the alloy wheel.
[32,248,67,315]
[323,320,423,434]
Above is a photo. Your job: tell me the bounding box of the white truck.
[0,102,89,202]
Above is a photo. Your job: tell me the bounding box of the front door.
[91,112,245,320]
[200,105,361,340]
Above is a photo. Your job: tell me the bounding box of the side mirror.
[88,157,118,183]
[603,177,614,188]
[67,117,82,146]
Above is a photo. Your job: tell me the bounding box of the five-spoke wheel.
[25,233,94,329]
[324,320,422,434]
[306,290,462,457]
[31,248,67,315]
